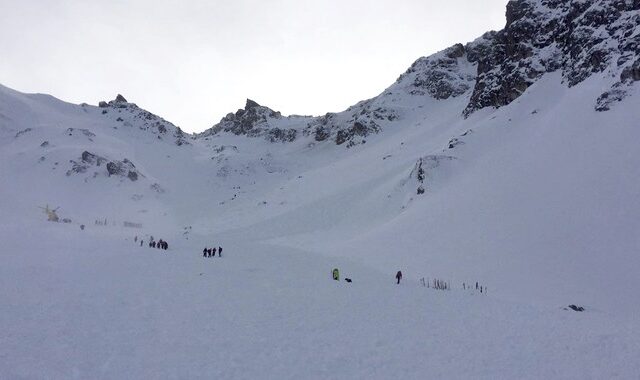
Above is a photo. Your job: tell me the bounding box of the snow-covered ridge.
[97,93,190,146]
[197,0,639,146]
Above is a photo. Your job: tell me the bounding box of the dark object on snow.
[203,248,207,257]
[218,246,222,257]
[345,278,352,283]
[566,305,585,312]
[332,268,339,281]
[80,224,85,230]
[212,247,217,257]
[140,240,144,247]
[396,270,402,284]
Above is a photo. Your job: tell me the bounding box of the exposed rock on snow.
[463,0,640,116]
[408,155,456,195]
[98,94,190,146]
[66,151,141,181]
[395,43,476,99]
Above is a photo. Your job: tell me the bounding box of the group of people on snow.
[151,239,169,250]
[203,246,222,258]
[134,235,169,250]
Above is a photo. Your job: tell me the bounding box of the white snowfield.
[1,53,640,380]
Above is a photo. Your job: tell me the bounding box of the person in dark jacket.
[212,247,217,257]
[396,271,403,284]
[218,246,222,257]
[203,248,207,257]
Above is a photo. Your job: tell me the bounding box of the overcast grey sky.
[0,0,508,133]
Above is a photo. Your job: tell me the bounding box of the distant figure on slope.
[203,248,207,257]
[134,236,138,243]
[218,246,222,257]
[332,268,339,281]
[164,241,168,250]
[396,271,403,285]
[140,240,143,247]
[207,248,212,257]
[212,247,217,257]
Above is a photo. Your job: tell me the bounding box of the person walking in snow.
[396,270,403,285]
[203,248,207,257]
[218,246,222,257]
[212,247,217,257]
[140,240,143,247]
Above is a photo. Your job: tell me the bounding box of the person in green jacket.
[332,268,339,281]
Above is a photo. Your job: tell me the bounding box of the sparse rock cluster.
[66,150,141,181]
[99,94,190,146]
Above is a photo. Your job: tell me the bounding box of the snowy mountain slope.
[1,0,640,377]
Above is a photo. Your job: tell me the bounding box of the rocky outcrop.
[67,151,141,181]
[463,0,640,116]
[304,98,398,147]
[106,159,139,181]
[408,155,455,195]
[395,43,476,99]
[205,99,283,136]
[198,0,639,145]
[98,94,190,146]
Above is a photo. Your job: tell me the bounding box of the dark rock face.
[305,98,398,147]
[464,0,640,116]
[67,151,140,181]
[207,99,283,137]
[245,99,260,109]
[81,151,107,166]
[267,128,297,143]
[115,94,127,103]
[106,159,139,181]
[396,43,476,99]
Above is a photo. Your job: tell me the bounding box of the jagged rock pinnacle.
[245,99,260,109]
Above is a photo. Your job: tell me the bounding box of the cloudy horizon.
[0,0,508,133]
